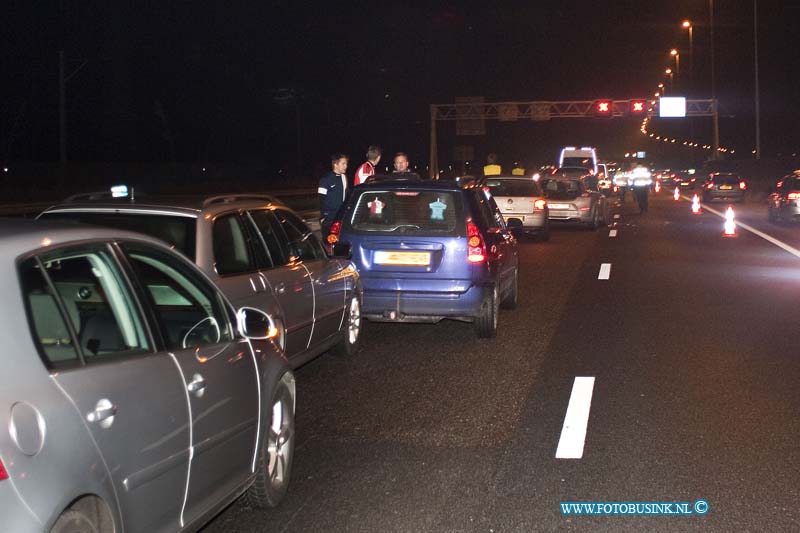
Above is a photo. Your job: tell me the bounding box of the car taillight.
[466,220,486,263]
[0,458,8,481]
[705,182,714,189]
[326,221,341,244]
[787,192,800,200]
[534,199,547,210]
[739,181,747,190]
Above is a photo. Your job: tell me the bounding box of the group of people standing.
[318,146,419,236]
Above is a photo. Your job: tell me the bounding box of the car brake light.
[534,199,547,210]
[787,192,800,200]
[739,181,747,190]
[705,183,714,189]
[326,221,341,244]
[0,458,8,481]
[466,220,486,263]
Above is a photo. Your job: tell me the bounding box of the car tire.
[474,285,498,338]
[334,291,362,356]
[539,222,551,242]
[500,268,518,310]
[245,374,296,509]
[51,497,113,533]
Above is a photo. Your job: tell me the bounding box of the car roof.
[41,193,288,218]
[0,218,169,260]
[354,179,466,192]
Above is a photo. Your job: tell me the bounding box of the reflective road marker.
[609,229,618,237]
[556,377,596,459]
[598,263,612,279]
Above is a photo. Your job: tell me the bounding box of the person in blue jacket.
[318,153,349,237]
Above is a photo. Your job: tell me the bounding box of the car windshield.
[541,179,584,199]
[484,179,542,197]
[348,190,460,234]
[40,212,197,259]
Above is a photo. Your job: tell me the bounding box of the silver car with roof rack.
[39,188,363,368]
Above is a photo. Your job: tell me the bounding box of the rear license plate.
[374,251,431,266]
[549,203,569,209]
[720,185,732,190]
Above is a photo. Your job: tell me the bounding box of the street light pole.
[754,0,761,160]
[709,0,720,159]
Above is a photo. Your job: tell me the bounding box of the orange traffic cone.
[691,194,701,214]
[655,181,661,193]
[723,205,737,237]
[673,187,680,201]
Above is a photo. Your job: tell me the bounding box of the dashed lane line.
[555,377,596,459]
[598,263,612,280]
[609,229,618,237]
[680,195,800,260]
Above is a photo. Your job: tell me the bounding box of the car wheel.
[500,268,518,310]
[334,291,362,356]
[539,222,551,242]
[246,373,295,509]
[51,497,113,533]
[474,285,498,338]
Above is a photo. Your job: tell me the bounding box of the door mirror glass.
[237,307,279,340]
[331,243,352,258]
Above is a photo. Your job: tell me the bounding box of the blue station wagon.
[327,179,519,338]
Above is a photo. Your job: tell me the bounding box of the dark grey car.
[39,192,363,368]
[701,172,747,203]
[0,220,295,532]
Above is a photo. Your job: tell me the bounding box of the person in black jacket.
[318,153,349,237]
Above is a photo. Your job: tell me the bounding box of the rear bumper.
[361,281,487,321]
[773,204,800,219]
[503,212,548,230]
[705,190,744,201]
[548,209,592,223]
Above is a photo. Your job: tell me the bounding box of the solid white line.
[680,195,800,260]
[556,377,596,459]
[598,263,612,279]
[609,229,618,238]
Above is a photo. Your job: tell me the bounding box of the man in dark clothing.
[391,152,420,179]
[318,153,349,237]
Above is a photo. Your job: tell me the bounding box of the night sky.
[3,1,799,172]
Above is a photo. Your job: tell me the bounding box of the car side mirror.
[505,218,523,229]
[236,307,279,340]
[331,243,352,258]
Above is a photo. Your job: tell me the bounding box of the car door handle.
[187,374,206,397]
[275,282,286,294]
[87,399,117,428]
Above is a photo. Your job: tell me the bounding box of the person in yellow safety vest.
[511,162,526,176]
[483,153,502,176]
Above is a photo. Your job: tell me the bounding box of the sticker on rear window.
[429,198,447,220]
[368,197,385,216]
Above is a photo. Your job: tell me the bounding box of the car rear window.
[41,212,197,259]
[484,179,542,197]
[541,179,584,199]
[347,190,462,235]
[714,175,741,185]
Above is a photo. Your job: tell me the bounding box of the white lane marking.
[613,214,620,219]
[681,195,800,260]
[598,263,612,279]
[609,229,618,237]
[556,377,596,459]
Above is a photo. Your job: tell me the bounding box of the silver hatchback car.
[1,220,295,532]
[483,176,550,240]
[541,177,608,229]
[39,191,363,368]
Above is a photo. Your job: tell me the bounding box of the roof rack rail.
[201,194,282,207]
[64,190,134,203]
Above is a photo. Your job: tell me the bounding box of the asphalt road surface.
[204,191,800,532]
